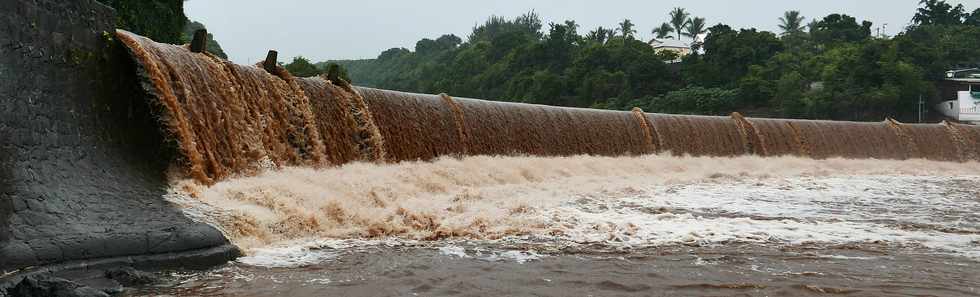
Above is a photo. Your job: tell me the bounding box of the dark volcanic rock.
[104,267,157,286]
[8,275,108,297]
[0,0,236,278]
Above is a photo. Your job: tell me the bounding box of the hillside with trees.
[322,0,980,122]
[96,0,980,122]
[99,0,228,58]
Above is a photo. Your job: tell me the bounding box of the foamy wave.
[238,245,340,268]
[168,154,980,260]
[437,245,544,264]
[548,207,980,257]
[236,238,415,267]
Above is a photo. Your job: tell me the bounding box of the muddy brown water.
[123,243,979,297]
[117,30,980,186]
[129,167,980,297]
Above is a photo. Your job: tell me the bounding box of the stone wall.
[0,0,237,281]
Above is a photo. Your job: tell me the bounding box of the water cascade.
[116,30,980,184]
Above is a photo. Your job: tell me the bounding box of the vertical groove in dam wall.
[645,113,748,157]
[947,122,980,161]
[631,108,659,154]
[892,123,963,162]
[789,120,910,160]
[295,78,365,165]
[731,112,765,156]
[451,97,651,157]
[357,87,467,162]
[439,93,471,156]
[743,118,806,157]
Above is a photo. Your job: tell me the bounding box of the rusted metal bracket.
[262,50,278,73]
[190,29,207,53]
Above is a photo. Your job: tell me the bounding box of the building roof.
[946,78,980,83]
[945,68,980,81]
[648,38,690,49]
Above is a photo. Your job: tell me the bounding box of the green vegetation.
[326,1,980,121]
[283,57,351,82]
[283,56,322,77]
[99,0,228,58]
[99,0,187,44]
[98,0,979,121]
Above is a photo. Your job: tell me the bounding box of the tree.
[652,23,675,40]
[283,56,322,77]
[416,34,461,56]
[811,14,872,45]
[98,0,187,44]
[686,24,783,92]
[564,20,581,38]
[684,17,707,43]
[669,8,691,40]
[779,11,806,36]
[802,40,928,120]
[646,87,740,115]
[966,8,980,26]
[324,63,352,83]
[321,6,970,121]
[895,24,980,79]
[618,19,637,40]
[469,12,543,43]
[586,27,614,44]
[912,0,966,26]
[807,19,820,34]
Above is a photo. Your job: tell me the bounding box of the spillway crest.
[116,30,980,184]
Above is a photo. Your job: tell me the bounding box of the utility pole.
[918,95,924,123]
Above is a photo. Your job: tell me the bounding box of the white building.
[648,39,691,63]
[935,68,980,124]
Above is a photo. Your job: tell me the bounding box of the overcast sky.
[185,0,975,63]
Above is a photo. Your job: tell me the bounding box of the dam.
[117,29,980,185]
[2,0,980,296]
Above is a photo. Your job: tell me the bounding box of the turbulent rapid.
[141,155,980,296]
[165,155,980,255]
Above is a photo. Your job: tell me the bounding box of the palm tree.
[606,29,617,42]
[652,22,674,40]
[586,27,613,44]
[779,10,806,36]
[618,19,637,40]
[807,19,820,35]
[669,7,691,40]
[683,17,707,42]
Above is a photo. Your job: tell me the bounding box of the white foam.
[238,245,340,268]
[167,154,980,266]
[540,175,980,258]
[479,250,544,264]
[624,175,980,231]
[438,245,469,258]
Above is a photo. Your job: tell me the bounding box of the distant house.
[935,67,980,124]
[648,39,691,63]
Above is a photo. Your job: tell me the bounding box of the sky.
[185,0,976,64]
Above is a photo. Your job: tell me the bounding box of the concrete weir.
[0,0,239,293]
